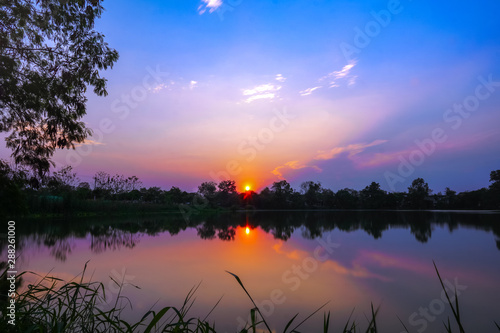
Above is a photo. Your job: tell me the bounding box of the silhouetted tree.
[300,181,322,208]
[271,180,294,208]
[456,188,490,209]
[254,187,273,209]
[335,188,359,209]
[216,180,239,208]
[1,0,118,177]
[46,165,79,195]
[165,186,188,205]
[92,171,112,198]
[385,191,405,209]
[320,188,335,208]
[489,170,500,209]
[443,187,457,209]
[199,181,217,196]
[360,182,387,209]
[218,180,237,193]
[407,178,432,209]
[127,176,142,191]
[76,182,92,200]
[198,181,217,207]
[0,160,27,215]
[140,187,163,203]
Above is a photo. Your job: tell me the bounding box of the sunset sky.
[4,0,500,192]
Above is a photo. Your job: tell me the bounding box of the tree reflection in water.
[89,226,140,254]
[2,211,499,262]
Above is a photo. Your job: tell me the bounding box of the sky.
[4,0,500,193]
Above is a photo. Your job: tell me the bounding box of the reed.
[1,263,499,332]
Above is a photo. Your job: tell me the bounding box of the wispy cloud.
[320,59,358,88]
[314,139,387,161]
[148,80,177,93]
[75,139,105,147]
[275,74,286,82]
[242,83,277,95]
[297,60,358,96]
[352,151,404,168]
[272,160,322,179]
[242,83,281,103]
[299,86,321,96]
[198,0,223,14]
[350,129,500,169]
[189,80,198,90]
[147,79,200,93]
[348,75,357,86]
[244,93,276,103]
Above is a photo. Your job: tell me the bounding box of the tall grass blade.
[323,311,330,333]
[282,313,299,333]
[203,295,224,322]
[364,303,380,333]
[397,315,410,333]
[343,308,356,332]
[443,317,452,333]
[433,261,465,333]
[226,271,273,333]
[182,281,202,317]
[368,302,378,333]
[289,301,330,332]
[251,308,257,333]
[144,306,170,333]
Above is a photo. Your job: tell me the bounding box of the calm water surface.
[7,211,500,332]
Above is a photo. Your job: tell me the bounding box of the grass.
[1,262,499,332]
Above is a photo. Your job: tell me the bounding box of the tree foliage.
[489,170,500,208]
[270,180,294,208]
[218,180,236,193]
[0,159,28,214]
[3,168,500,215]
[198,181,217,197]
[46,165,78,193]
[407,177,431,209]
[0,0,118,177]
[360,182,387,209]
[300,181,322,207]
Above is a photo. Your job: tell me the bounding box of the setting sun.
[245,185,251,191]
[245,226,250,234]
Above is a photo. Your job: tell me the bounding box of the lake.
[7,210,500,332]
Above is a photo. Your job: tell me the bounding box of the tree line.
[1,161,499,215]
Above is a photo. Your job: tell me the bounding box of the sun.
[245,185,251,191]
[245,226,250,234]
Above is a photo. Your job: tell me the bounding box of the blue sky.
[3,0,500,193]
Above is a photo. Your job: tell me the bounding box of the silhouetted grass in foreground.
[1,262,499,332]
